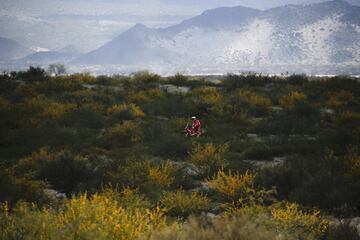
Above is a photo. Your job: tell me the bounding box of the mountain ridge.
[0,37,33,61]
[75,0,360,70]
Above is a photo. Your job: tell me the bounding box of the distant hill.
[0,37,32,61]
[76,0,360,72]
[20,50,80,64]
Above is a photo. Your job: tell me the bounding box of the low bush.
[148,215,278,240]
[159,189,210,218]
[188,143,229,176]
[279,91,307,109]
[271,202,329,239]
[113,160,178,198]
[207,169,276,204]
[153,133,191,158]
[107,103,145,119]
[326,222,360,240]
[105,120,143,147]
[0,191,167,240]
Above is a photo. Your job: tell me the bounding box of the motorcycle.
[183,123,205,137]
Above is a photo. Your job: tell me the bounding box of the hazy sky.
[0,0,358,52]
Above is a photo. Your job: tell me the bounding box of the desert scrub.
[207,169,276,204]
[101,187,151,210]
[224,202,328,240]
[148,161,177,189]
[207,170,255,201]
[127,88,163,104]
[22,95,77,126]
[115,160,178,194]
[279,91,306,109]
[0,96,10,110]
[148,215,278,240]
[325,90,355,108]
[107,120,143,145]
[107,103,145,119]
[326,222,360,240]
[332,110,360,127]
[192,87,223,105]
[271,202,329,239]
[0,192,167,240]
[70,72,96,83]
[168,117,188,131]
[159,189,210,218]
[192,87,224,116]
[188,143,229,175]
[345,145,360,177]
[234,90,272,110]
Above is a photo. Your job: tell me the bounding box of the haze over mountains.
[0,37,33,61]
[1,0,360,75]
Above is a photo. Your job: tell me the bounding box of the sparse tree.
[48,63,66,76]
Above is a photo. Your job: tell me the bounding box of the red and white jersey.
[192,119,201,131]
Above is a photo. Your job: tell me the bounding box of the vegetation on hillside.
[0,68,359,239]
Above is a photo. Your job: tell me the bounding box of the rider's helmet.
[191,116,196,120]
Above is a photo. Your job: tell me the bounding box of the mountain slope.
[76,0,360,71]
[0,37,32,61]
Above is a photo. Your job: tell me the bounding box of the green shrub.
[13,149,93,194]
[0,167,49,205]
[288,74,308,85]
[222,74,272,91]
[106,120,143,147]
[153,133,191,158]
[326,222,360,240]
[17,66,48,82]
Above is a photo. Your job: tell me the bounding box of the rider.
[190,116,201,136]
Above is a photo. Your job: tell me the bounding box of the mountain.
[20,48,81,65]
[0,37,33,61]
[75,1,360,73]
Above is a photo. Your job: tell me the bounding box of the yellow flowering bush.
[332,111,360,126]
[127,88,163,104]
[107,103,145,118]
[1,192,167,240]
[192,87,224,116]
[159,189,210,217]
[148,161,177,189]
[193,87,223,105]
[234,90,272,109]
[326,90,354,108]
[206,170,255,201]
[279,91,306,109]
[188,143,229,175]
[108,120,143,144]
[70,72,96,83]
[224,202,328,240]
[271,202,329,239]
[68,89,98,104]
[118,160,177,191]
[207,170,276,204]
[23,95,76,125]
